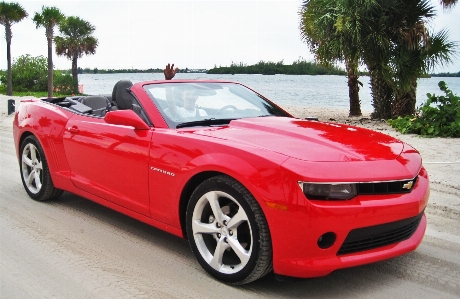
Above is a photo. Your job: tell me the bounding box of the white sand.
[0,94,36,120]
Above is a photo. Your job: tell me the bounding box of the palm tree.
[33,6,65,98]
[391,29,457,116]
[359,0,405,119]
[55,16,98,94]
[300,0,372,117]
[362,0,456,118]
[0,1,27,96]
[301,0,457,119]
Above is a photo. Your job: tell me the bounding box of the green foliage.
[53,71,75,94]
[207,59,345,75]
[0,1,28,26]
[0,54,75,94]
[0,54,48,91]
[32,6,65,35]
[55,16,98,60]
[0,84,72,97]
[388,81,460,137]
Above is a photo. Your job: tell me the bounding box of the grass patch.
[0,84,81,98]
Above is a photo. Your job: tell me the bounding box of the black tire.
[186,175,272,284]
[19,135,63,201]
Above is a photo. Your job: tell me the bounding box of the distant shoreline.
[71,71,460,77]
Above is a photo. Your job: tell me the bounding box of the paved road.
[1,105,459,299]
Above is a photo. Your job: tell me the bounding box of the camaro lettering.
[150,167,175,177]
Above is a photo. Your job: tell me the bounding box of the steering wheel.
[216,105,238,114]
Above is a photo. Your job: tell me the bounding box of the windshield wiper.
[176,118,235,129]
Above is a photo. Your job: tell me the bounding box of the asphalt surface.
[1,99,459,299]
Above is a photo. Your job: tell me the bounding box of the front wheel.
[186,175,272,284]
[19,135,63,201]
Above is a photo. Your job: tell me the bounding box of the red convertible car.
[13,80,429,284]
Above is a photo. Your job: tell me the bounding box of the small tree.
[55,16,98,93]
[0,1,28,96]
[33,6,65,98]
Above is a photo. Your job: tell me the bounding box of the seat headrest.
[112,80,134,110]
[80,96,110,110]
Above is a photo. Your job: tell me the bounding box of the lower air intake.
[337,212,423,255]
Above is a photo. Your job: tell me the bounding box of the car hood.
[193,117,405,162]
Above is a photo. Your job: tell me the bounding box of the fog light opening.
[317,232,336,249]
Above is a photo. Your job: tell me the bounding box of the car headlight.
[298,182,357,200]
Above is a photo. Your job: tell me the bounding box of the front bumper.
[265,167,429,278]
[274,213,426,278]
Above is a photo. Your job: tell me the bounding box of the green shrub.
[388,81,460,137]
[53,71,75,94]
[0,54,48,92]
[0,55,75,95]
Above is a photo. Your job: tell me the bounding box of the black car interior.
[43,80,151,125]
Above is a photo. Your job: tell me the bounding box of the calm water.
[79,73,460,112]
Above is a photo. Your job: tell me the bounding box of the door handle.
[67,126,79,134]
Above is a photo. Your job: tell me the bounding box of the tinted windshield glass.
[144,82,291,128]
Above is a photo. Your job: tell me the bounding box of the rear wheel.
[20,135,63,201]
[186,175,272,284]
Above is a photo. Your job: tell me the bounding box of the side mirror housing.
[104,110,150,130]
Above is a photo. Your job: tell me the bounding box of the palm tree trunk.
[346,58,362,117]
[392,79,417,117]
[368,67,393,119]
[71,55,78,94]
[5,23,13,96]
[47,36,54,98]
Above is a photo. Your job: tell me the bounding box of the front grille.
[357,176,418,195]
[337,212,423,255]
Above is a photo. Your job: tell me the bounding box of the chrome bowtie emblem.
[402,180,413,190]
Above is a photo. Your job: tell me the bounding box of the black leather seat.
[112,80,134,110]
[111,80,150,124]
[80,96,110,116]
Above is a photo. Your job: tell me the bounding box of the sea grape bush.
[5,54,48,91]
[53,71,76,94]
[0,54,74,94]
[388,81,460,137]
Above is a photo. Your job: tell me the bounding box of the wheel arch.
[17,131,35,158]
[182,171,274,284]
[18,133,64,201]
[177,152,287,238]
[178,170,223,237]
[178,169,273,239]
[18,130,34,145]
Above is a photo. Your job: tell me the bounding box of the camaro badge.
[402,180,413,190]
[150,167,175,177]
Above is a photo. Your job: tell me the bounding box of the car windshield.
[144,82,291,128]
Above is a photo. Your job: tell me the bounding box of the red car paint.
[13,80,429,279]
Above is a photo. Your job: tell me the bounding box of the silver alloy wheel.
[191,190,253,274]
[21,142,43,194]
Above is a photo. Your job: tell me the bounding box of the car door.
[62,114,151,216]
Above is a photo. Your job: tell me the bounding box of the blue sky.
[1,0,460,73]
